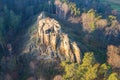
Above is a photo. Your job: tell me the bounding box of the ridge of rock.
[22,13,81,63]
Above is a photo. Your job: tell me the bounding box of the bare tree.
[61,3,70,19]
[48,0,53,14]
[54,0,62,17]
[107,45,120,68]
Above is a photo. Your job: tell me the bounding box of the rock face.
[22,13,81,63]
[107,45,120,68]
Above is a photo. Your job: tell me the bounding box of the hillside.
[0,0,120,80]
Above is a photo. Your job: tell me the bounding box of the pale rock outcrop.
[23,13,81,63]
[50,33,58,51]
[59,34,71,59]
[71,42,81,64]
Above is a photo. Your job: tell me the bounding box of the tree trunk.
[0,41,5,54]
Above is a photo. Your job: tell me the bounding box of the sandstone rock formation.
[22,13,81,63]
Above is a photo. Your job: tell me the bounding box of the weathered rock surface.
[22,13,81,63]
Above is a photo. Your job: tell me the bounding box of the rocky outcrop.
[22,13,81,63]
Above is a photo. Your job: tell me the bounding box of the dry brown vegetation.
[107,45,120,68]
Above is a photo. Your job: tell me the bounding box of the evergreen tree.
[0,17,5,52]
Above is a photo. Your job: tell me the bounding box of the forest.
[0,0,120,80]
